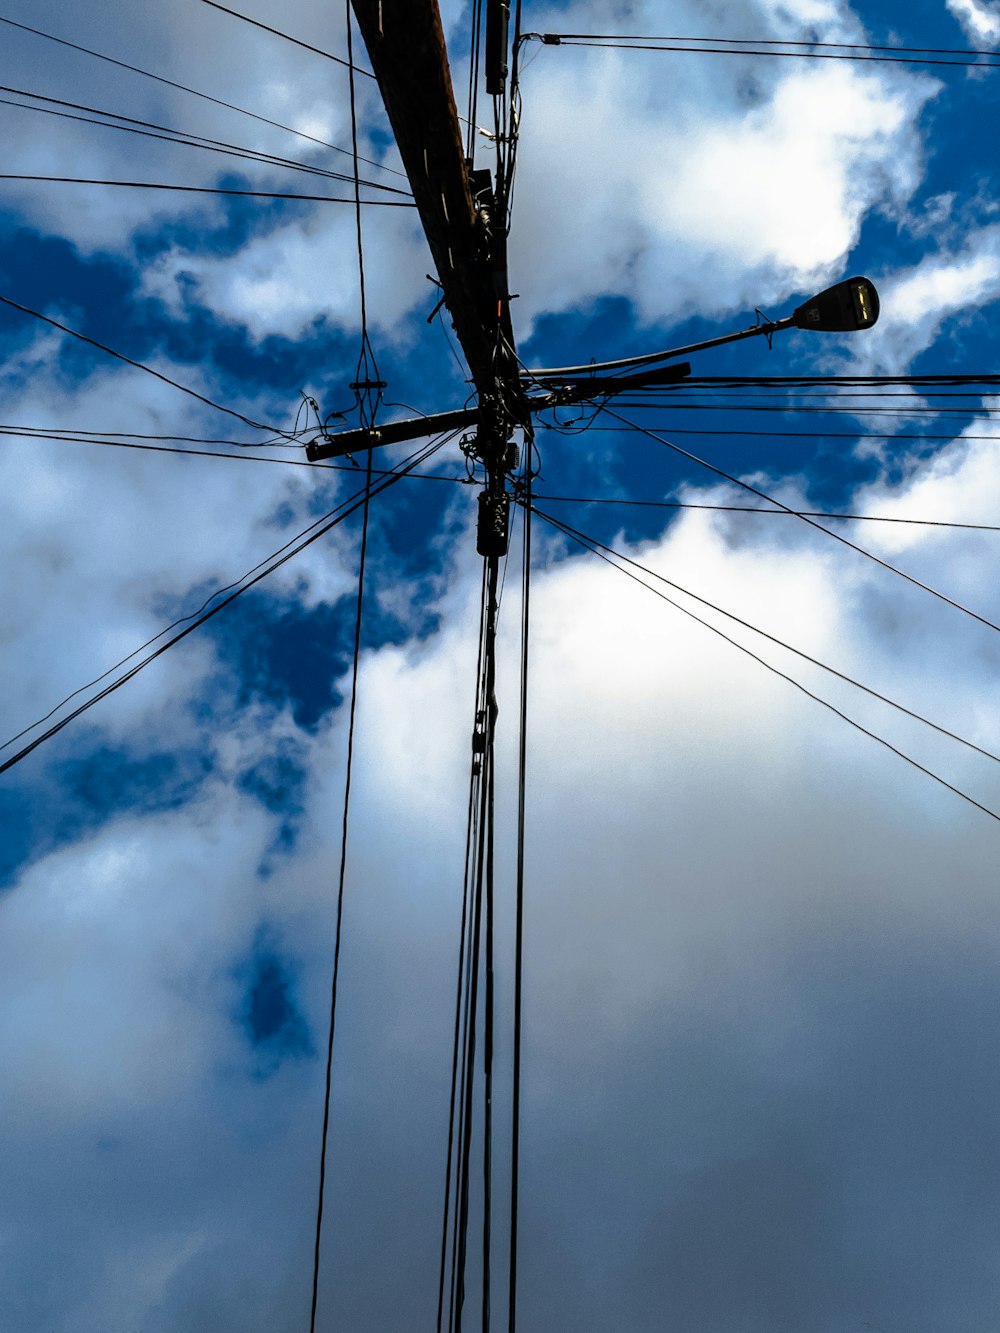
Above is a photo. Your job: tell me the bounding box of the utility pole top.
[350,0,522,408]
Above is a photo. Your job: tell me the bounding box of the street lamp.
[305,276,880,461]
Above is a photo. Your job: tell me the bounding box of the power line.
[0,293,281,432]
[0,83,408,194]
[531,507,1000,824]
[0,435,453,775]
[529,492,1000,533]
[532,506,1000,766]
[1,425,472,478]
[543,32,1000,60]
[603,406,1000,638]
[0,175,415,204]
[309,448,374,1333]
[533,31,1000,69]
[199,0,376,78]
[0,11,404,177]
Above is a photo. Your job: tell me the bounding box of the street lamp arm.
[524,316,793,381]
[522,275,879,382]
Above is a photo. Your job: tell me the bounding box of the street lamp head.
[791,276,880,333]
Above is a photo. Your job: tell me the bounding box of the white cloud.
[844,225,1000,373]
[946,0,1000,44]
[509,5,937,339]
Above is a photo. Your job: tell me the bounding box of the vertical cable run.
[345,0,382,427]
[309,445,375,1332]
[508,453,532,1333]
[454,553,500,1333]
[438,564,489,1333]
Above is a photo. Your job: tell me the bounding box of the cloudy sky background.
[4,1,1000,1329]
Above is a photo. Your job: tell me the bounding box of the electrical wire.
[199,0,376,78]
[528,492,1000,533]
[0,292,281,432]
[0,84,408,194]
[309,445,374,1333]
[0,175,414,204]
[0,435,453,775]
[531,506,1000,766]
[602,406,1000,638]
[530,507,1000,824]
[0,11,403,178]
[437,563,489,1333]
[508,443,531,1333]
[531,31,1000,70]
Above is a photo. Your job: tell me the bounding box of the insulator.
[477,489,510,558]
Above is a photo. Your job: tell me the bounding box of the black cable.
[448,578,492,1333]
[547,31,1000,59]
[602,406,1000,638]
[0,85,407,194]
[455,554,501,1333]
[0,12,403,177]
[531,508,1000,824]
[0,175,414,204]
[529,492,1000,533]
[343,0,383,432]
[508,451,531,1333]
[541,416,1000,444]
[0,436,450,775]
[1,425,474,483]
[538,33,1000,69]
[0,293,280,432]
[437,564,489,1333]
[200,0,376,77]
[1,425,473,478]
[309,445,374,1333]
[532,507,1000,766]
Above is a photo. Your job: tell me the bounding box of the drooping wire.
[530,507,1000,766]
[0,435,453,775]
[0,12,404,177]
[527,492,1000,533]
[0,292,282,433]
[528,31,1000,70]
[601,406,1000,638]
[0,175,415,205]
[344,0,383,431]
[0,84,408,194]
[437,562,489,1333]
[530,507,1000,824]
[454,552,502,1333]
[199,0,376,77]
[466,0,484,160]
[308,445,375,1333]
[508,438,532,1333]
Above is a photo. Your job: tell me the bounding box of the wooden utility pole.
[349,0,520,396]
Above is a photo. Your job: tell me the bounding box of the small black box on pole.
[485,0,510,94]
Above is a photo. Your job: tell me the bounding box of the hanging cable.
[0,435,452,775]
[0,175,414,204]
[530,507,1000,824]
[308,444,375,1333]
[199,0,376,76]
[344,0,383,431]
[530,507,1000,766]
[0,12,403,176]
[508,438,532,1333]
[437,563,489,1333]
[0,292,282,432]
[0,84,408,194]
[528,31,1000,70]
[601,406,1000,638]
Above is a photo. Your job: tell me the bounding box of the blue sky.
[4,1,1000,1330]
